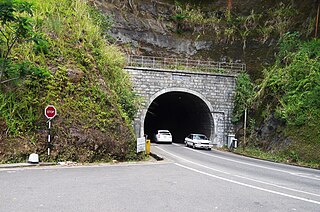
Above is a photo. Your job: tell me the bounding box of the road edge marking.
[175,163,320,206]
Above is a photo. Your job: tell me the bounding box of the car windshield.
[194,134,207,140]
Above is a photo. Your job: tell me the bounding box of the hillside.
[92,0,320,167]
[0,0,140,163]
[1,0,319,167]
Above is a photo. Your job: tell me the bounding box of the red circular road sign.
[45,105,57,119]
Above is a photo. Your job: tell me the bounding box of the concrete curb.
[0,162,56,169]
[0,154,165,169]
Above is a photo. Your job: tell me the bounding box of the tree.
[232,73,255,147]
[0,0,34,84]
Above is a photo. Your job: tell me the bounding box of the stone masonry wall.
[125,67,236,147]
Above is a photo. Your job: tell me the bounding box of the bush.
[258,33,320,126]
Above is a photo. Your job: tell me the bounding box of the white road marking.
[172,143,320,181]
[158,146,230,175]
[175,163,320,205]
[233,174,320,198]
[156,146,320,198]
[172,143,180,147]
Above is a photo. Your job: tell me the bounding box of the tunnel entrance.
[144,91,213,143]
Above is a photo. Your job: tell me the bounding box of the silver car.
[185,134,213,150]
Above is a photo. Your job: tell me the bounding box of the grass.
[234,146,320,169]
[0,0,139,163]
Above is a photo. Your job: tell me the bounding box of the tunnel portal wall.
[125,67,237,147]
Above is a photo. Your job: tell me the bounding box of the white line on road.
[172,143,320,181]
[157,146,320,198]
[233,174,320,198]
[156,146,231,175]
[175,163,320,206]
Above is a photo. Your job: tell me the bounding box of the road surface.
[0,143,319,211]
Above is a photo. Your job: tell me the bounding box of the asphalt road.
[0,143,319,212]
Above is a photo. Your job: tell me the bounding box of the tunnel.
[144,91,214,143]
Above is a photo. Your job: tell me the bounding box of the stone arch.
[140,87,215,142]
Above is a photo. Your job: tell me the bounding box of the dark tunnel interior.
[144,91,213,143]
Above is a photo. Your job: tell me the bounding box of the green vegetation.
[172,1,307,51]
[0,0,140,163]
[254,33,320,166]
[232,73,255,124]
[257,33,320,127]
[233,33,320,168]
[0,0,49,85]
[234,147,320,169]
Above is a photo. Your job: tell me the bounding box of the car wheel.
[185,142,188,147]
[192,144,195,149]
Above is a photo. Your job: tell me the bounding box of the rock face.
[255,114,288,150]
[94,0,214,57]
[93,0,317,79]
[234,112,290,151]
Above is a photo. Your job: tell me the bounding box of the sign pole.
[48,119,51,156]
[45,105,56,156]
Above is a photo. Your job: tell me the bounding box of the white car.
[155,130,172,143]
[185,134,213,150]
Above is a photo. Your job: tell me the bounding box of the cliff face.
[91,0,320,167]
[92,0,318,79]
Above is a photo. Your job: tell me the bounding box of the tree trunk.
[227,0,232,12]
[316,2,319,38]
